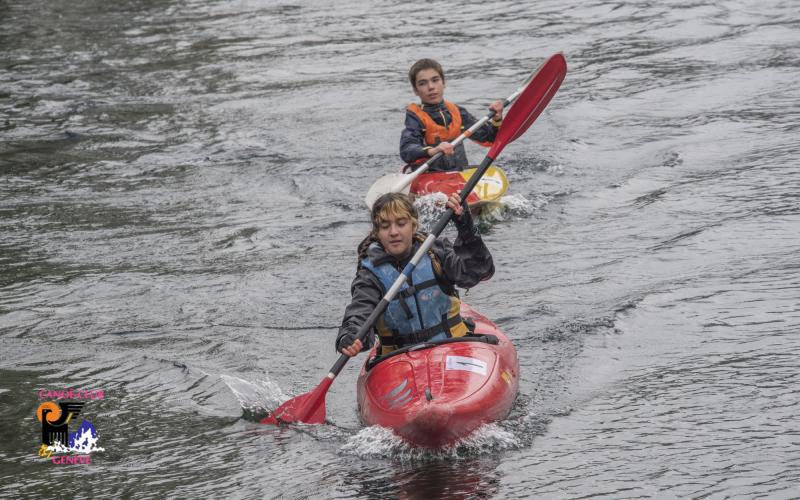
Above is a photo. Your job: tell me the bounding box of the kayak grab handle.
[366,334,500,371]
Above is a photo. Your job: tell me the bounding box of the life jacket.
[407,101,493,150]
[407,101,463,146]
[361,244,469,355]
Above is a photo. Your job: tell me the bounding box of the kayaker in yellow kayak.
[337,192,494,357]
[400,58,505,173]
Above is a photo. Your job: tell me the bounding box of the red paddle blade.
[260,377,332,425]
[488,53,567,158]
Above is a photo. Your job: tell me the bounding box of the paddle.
[262,53,567,426]
[365,57,555,209]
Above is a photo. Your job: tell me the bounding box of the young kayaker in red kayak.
[400,59,505,173]
[336,192,494,357]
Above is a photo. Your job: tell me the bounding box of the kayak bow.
[356,303,519,448]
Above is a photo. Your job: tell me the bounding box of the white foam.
[501,193,546,215]
[340,423,520,461]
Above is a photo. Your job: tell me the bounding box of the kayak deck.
[356,303,519,448]
[409,165,509,206]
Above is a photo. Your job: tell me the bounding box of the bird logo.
[36,401,85,446]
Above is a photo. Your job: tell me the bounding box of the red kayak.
[409,165,509,207]
[356,303,519,448]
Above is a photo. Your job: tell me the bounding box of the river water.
[2,0,799,498]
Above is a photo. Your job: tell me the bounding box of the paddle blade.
[260,377,332,425]
[488,53,567,159]
[365,172,411,209]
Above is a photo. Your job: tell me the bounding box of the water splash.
[340,423,520,461]
[414,192,542,232]
[475,194,540,225]
[413,193,449,232]
[220,374,288,421]
[502,193,545,215]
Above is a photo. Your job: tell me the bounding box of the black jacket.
[336,209,493,352]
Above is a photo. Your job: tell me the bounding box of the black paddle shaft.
[430,154,495,235]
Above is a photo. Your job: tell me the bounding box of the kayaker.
[400,58,504,172]
[336,192,494,357]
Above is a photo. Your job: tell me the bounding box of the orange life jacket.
[407,101,463,146]
[407,101,493,149]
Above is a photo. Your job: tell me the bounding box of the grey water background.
[1,0,798,497]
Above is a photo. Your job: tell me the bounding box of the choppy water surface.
[2,0,799,497]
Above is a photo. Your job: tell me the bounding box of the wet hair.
[408,58,445,89]
[357,193,442,275]
[370,192,418,235]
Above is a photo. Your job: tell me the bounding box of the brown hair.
[357,193,442,275]
[408,58,445,88]
[370,192,419,235]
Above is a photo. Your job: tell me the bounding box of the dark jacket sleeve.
[458,105,498,144]
[335,269,383,352]
[432,207,494,289]
[400,111,429,164]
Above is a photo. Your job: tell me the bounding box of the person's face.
[377,214,415,258]
[413,68,445,105]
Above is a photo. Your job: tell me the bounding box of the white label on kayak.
[480,177,503,187]
[446,356,487,376]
